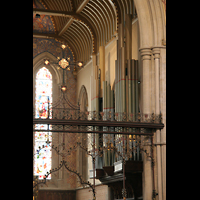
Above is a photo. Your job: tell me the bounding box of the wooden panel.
[96,168,105,178]
[103,166,114,176]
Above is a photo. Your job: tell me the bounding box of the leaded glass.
[35,67,52,119]
[34,67,52,179]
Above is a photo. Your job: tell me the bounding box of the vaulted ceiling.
[33,0,136,64]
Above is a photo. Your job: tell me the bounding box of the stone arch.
[77,85,88,182]
[33,52,62,105]
[134,0,166,48]
[33,52,62,83]
[132,1,166,200]
[78,85,88,112]
[134,0,153,48]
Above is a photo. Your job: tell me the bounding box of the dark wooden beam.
[33,32,63,40]
[33,8,74,17]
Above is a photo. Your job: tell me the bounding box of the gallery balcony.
[33,109,164,134]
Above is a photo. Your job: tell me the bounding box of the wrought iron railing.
[33,108,162,200]
[33,108,162,123]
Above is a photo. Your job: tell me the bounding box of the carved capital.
[152,47,160,59]
[139,47,151,60]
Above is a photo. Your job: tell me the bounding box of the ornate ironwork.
[122,188,127,199]
[33,143,95,199]
[47,160,94,189]
[33,109,163,123]
[33,107,163,200]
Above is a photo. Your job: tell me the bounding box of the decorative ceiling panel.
[33,0,55,34]
[33,0,137,64]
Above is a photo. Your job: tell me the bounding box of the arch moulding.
[33,52,62,85]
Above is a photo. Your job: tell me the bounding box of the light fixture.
[43,44,84,93]
[61,85,67,92]
[44,59,50,65]
[58,58,69,69]
[77,61,83,67]
[56,44,84,70]
[61,44,66,49]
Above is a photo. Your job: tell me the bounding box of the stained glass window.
[35,67,52,118]
[34,67,52,179]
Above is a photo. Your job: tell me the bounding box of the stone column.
[160,47,166,200]
[140,48,151,114]
[152,47,162,200]
[140,47,152,200]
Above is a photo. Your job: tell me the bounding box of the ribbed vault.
[33,0,138,64]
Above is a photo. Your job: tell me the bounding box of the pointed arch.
[34,66,52,179]
[35,67,52,119]
[78,85,88,112]
[134,0,166,47]
[33,52,61,84]
[33,52,64,113]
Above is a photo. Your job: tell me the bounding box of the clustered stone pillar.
[152,47,163,200]
[139,46,166,200]
[140,47,152,200]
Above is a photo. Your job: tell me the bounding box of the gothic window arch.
[77,85,88,182]
[34,67,52,179]
[35,67,52,118]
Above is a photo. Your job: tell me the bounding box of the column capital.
[139,47,151,60]
[152,47,160,59]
